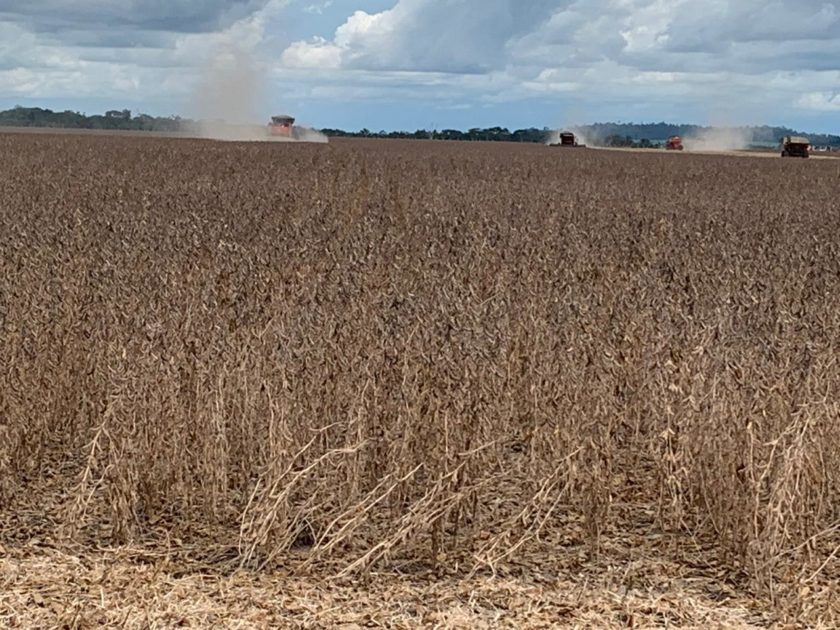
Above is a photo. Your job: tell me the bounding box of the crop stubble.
[0,133,839,626]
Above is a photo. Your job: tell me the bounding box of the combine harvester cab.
[781,136,810,158]
[268,114,297,139]
[550,131,585,148]
[665,135,684,151]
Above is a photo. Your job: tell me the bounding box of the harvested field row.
[1,133,839,626]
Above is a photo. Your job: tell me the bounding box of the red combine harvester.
[665,135,684,151]
[268,114,296,138]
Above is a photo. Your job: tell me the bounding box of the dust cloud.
[288,126,329,144]
[184,45,327,144]
[683,127,753,152]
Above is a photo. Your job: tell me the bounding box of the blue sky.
[1,0,839,132]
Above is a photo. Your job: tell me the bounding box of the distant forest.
[322,123,840,148]
[2,106,839,148]
[0,106,183,132]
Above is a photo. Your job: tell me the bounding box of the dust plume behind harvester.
[185,43,327,144]
[681,126,752,153]
[189,111,327,144]
[264,114,328,142]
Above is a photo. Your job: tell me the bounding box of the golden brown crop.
[1,133,838,614]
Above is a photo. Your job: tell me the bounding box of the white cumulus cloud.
[2,0,840,130]
[269,0,840,128]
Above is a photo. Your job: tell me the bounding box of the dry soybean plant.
[0,133,838,607]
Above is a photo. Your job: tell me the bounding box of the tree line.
[322,124,840,148]
[319,126,554,143]
[2,106,838,148]
[320,127,663,147]
[0,106,184,132]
